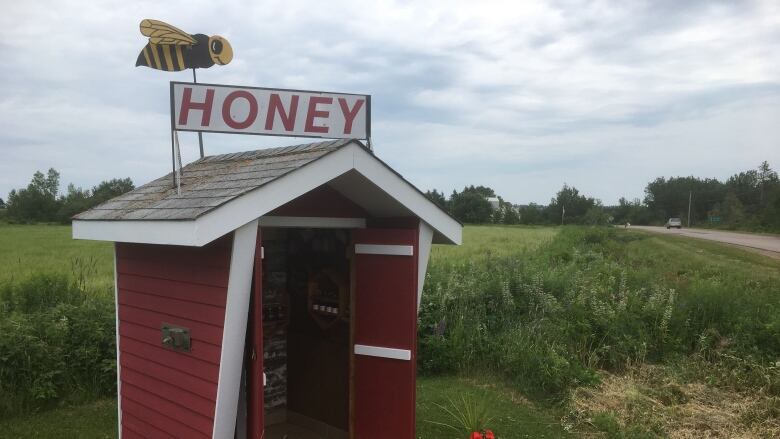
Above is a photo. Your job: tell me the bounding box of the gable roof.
[75,139,351,221]
[73,140,462,246]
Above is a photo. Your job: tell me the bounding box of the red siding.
[352,228,418,439]
[267,184,367,218]
[116,236,232,439]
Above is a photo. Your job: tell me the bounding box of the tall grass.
[0,270,116,417]
[418,227,780,399]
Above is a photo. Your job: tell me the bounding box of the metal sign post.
[193,68,204,158]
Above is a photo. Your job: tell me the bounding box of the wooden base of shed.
[264,410,348,439]
[265,424,323,439]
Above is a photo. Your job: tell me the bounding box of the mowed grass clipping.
[0,224,113,291]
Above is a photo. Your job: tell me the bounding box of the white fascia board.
[352,147,462,245]
[212,220,258,439]
[72,219,199,246]
[257,216,366,229]
[417,221,434,311]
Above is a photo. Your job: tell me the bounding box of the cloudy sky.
[1,0,778,205]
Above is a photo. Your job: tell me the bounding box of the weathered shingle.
[75,139,355,221]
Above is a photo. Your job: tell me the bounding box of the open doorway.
[261,228,351,439]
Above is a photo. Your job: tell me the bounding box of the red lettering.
[338,98,364,135]
[222,91,258,130]
[265,94,299,131]
[305,96,332,133]
[178,87,214,126]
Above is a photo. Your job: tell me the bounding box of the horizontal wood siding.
[117,236,232,438]
[267,184,368,218]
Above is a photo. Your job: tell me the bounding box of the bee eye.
[211,39,223,54]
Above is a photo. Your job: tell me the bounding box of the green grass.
[0,378,567,439]
[0,399,117,439]
[2,224,778,437]
[0,224,113,291]
[416,376,570,439]
[625,229,780,283]
[431,225,558,265]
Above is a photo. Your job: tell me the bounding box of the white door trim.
[354,344,412,361]
[212,220,259,439]
[354,244,414,256]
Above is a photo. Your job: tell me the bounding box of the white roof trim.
[73,142,462,246]
[257,216,366,229]
[417,221,434,311]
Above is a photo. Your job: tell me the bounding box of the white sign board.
[170,82,370,140]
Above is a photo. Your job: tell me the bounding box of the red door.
[352,228,418,438]
[248,232,264,438]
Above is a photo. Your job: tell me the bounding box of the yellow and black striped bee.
[135,19,233,72]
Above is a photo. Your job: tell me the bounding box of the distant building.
[487,196,500,210]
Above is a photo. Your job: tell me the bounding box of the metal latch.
[161,323,191,352]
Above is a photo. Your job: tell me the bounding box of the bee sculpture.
[135,19,233,71]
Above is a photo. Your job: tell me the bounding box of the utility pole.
[687,191,692,228]
[561,205,565,226]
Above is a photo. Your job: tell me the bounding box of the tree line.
[426,184,608,226]
[637,161,780,231]
[1,169,134,224]
[427,161,780,232]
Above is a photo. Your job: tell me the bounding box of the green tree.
[6,171,134,223]
[584,205,610,225]
[501,203,520,225]
[6,169,61,223]
[450,186,494,223]
[644,176,725,225]
[57,184,93,223]
[757,161,779,206]
[91,178,135,205]
[547,184,596,224]
[518,203,545,225]
[719,191,745,226]
[424,189,448,211]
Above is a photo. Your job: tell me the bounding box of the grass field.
[1,223,778,438]
[430,225,558,265]
[0,224,113,290]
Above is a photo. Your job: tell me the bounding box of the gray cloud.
[1,0,778,205]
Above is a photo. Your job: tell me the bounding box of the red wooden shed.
[73,139,462,439]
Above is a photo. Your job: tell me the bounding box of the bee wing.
[140,19,197,46]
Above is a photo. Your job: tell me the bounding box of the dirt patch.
[567,366,780,438]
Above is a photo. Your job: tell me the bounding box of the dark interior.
[261,228,351,432]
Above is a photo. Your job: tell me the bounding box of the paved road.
[631,226,780,258]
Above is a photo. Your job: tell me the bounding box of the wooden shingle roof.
[73,139,462,246]
[75,139,352,221]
